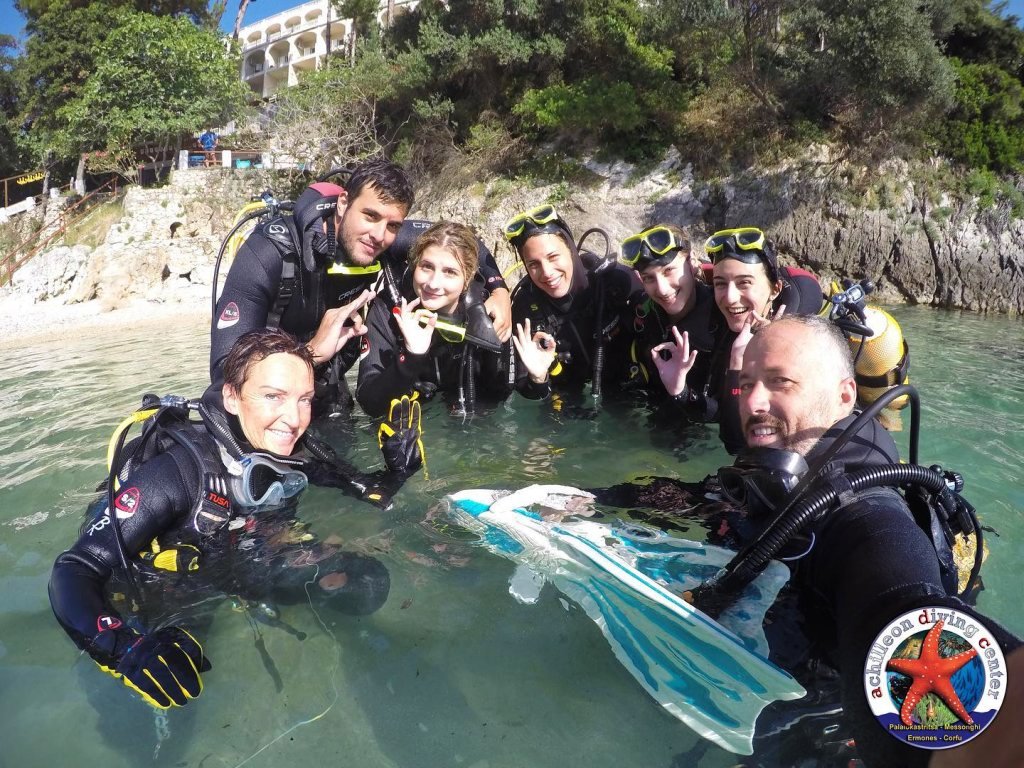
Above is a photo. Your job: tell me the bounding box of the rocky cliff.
[6,153,1024,314]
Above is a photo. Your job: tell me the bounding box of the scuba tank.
[824,280,910,429]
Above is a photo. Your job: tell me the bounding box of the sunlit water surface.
[0,305,1021,768]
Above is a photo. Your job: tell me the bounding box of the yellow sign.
[15,171,44,185]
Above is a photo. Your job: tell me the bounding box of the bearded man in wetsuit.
[209,158,512,418]
[724,315,1021,766]
[596,314,1021,766]
[49,328,391,710]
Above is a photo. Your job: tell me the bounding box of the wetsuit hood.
[805,412,899,470]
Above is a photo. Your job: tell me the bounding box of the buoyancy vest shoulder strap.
[258,216,302,329]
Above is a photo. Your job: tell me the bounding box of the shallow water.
[0,305,1020,768]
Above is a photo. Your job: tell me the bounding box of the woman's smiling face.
[521,234,574,299]
[413,245,468,314]
[712,259,780,332]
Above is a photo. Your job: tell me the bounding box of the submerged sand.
[0,294,208,350]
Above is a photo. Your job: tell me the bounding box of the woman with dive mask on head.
[506,205,640,405]
[356,221,511,420]
[651,227,823,453]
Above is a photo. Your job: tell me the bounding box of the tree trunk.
[232,0,252,40]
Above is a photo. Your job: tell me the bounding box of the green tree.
[15,0,222,163]
[940,58,1024,171]
[781,0,955,144]
[0,34,24,178]
[55,9,251,179]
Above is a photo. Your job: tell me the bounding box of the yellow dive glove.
[377,394,425,474]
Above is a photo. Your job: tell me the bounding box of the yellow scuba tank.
[846,307,910,429]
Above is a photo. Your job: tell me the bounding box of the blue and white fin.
[446,486,806,755]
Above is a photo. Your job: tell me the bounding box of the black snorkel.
[691,384,984,616]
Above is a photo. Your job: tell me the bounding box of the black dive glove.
[377,394,425,474]
[88,625,211,709]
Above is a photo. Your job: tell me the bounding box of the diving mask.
[717,447,808,518]
[223,449,308,508]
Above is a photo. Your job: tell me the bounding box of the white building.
[238,0,418,99]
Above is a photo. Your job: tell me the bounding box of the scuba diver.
[505,205,640,404]
[650,227,823,453]
[208,158,512,419]
[48,329,410,709]
[618,223,717,415]
[596,314,1019,767]
[356,221,511,421]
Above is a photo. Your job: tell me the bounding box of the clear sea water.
[0,304,1021,768]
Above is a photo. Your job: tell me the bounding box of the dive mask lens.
[240,455,308,507]
[503,205,560,242]
[704,227,766,262]
[620,226,681,267]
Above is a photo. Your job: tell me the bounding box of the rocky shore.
[3,150,1024,337]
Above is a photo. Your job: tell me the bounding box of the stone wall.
[8,155,1024,314]
[6,168,284,308]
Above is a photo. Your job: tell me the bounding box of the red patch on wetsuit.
[217,301,240,329]
[97,615,123,633]
[114,487,141,516]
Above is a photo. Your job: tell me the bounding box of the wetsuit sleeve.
[48,451,196,652]
[805,490,1021,767]
[210,231,283,392]
[355,298,432,418]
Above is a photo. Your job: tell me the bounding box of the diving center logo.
[864,607,1006,749]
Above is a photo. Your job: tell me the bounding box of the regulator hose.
[211,206,274,317]
[693,462,982,616]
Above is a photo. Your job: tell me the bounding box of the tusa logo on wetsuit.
[863,606,1007,750]
[217,301,240,329]
[114,487,141,517]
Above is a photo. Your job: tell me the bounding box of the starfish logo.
[864,607,1007,750]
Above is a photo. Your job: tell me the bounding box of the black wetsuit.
[48,413,391,660]
[594,414,1021,767]
[511,254,640,401]
[624,280,718,417]
[355,277,513,419]
[710,266,823,453]
[209,218,507,412]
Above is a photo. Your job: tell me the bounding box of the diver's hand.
[484,287,512,343]
[512,318,557,383]
[393,298,435,355]
[89,625,211,709]
[308,289,375,364]
[730,304,785,371]
[378,394,425,473]
[651,327,698,397]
